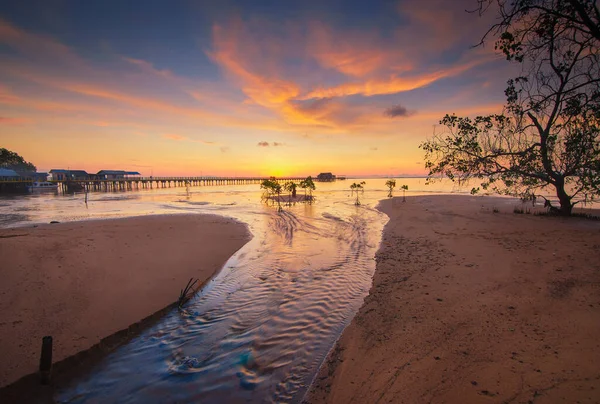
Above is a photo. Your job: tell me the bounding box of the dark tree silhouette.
[299,176,316,203]
[421,0,599,215]
[0,148,36,172]
[385,179,396,197]
[350,181,366,205]
[401,184,408,202]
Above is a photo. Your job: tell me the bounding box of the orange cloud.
[209,23,301,109]
[0,116,30,125]
[162,134,218,145]
[0,84,21,105]
[207,16,499,133]
[301,58,488,100]
[163,134,187,141]
[307,21,392,77]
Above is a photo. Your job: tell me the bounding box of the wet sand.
[307,195,600,404]
[0,214,251,388]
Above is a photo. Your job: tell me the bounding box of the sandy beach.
[307,195,600,403]
[0,214,251,388]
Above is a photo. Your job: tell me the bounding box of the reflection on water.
[0,178,543,403]
[0,178,462,229]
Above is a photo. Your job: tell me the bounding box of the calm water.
[0,178,463,229]
[0,178,541,403]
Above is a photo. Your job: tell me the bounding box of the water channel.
[1,178,461,402]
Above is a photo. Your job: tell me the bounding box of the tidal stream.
[0,179,466,403]
[33,182,392,403]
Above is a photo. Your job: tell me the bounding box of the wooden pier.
[0,176,310,193]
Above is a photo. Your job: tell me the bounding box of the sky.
[0,0,516,177]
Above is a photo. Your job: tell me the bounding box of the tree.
[401,184,408,202]
[421,0,600,215]
[284,181,297,205]
[385,179,396,197]
[260,179,283,211]
[350,181,366,205]
[299,176,316,203]
[0,148,36,172]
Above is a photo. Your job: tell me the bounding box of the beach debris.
[178,278,198,308]
[39,335,53,384]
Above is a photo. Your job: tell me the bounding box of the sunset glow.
[0,0,511,177]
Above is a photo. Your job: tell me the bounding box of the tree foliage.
[421,0,600,215]
[0,148,37,172]
[284,181,297,205]
[299,176,316,203]
[260,179,283,210]
[350,181,366,205]
[385,179,396,197]
[401,184,408,202]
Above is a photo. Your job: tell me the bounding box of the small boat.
[28,182,59,191]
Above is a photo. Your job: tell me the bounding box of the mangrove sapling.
[284,181,297,205]
[261,179,284,211]
[260,179,272,203]
[386,179,396,198]
[260,179,277,205]
[299,176,316,204]
[401,185,408,202]
[275,183,283,211]
[350,181,366,205]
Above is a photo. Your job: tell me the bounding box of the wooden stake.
[39,336,53,384]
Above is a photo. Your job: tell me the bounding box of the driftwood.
[540,195,561,214]
[178,278,198,308]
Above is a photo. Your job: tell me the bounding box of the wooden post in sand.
[39,336,53,384]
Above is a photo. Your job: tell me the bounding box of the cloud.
[370,147,378,151]
[206,15,502,134]
[273,142,285,146]
[163,134,216,144]
[307,21,392,77]
[0,116,30,125]
[383,104,415,118]
[0,18,298,136]
[300,58,488,100]
[163,134,187,141]
[257,141,270,147]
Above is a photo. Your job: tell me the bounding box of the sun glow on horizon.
[0,1,509,176]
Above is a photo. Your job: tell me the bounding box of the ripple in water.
[51,192,388,403]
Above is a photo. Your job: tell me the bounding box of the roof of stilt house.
[96,170,141,175]
[0,168,19,177]
[49,169,89,176]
